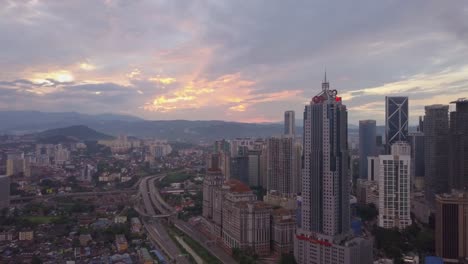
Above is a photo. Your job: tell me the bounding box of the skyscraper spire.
[321,70,329,91]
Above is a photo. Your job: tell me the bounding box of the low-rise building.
[114,216,127,224]
[0,232,13,241]
[115,234,128,252]
[263,190,297,210]
[356,179,379,206]
[139,248,153,264]
[79,234,93,247]
[130,217,142,233]
[19,231,34,241]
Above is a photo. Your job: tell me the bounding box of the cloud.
[79,62,96,71]
[1,0,468,123]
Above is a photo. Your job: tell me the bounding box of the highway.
[138,175,189,264]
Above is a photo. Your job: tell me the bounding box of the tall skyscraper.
[230,155,249,185]
[359,120,377,179]
[284,110,295,136]
[377,142,412,230]
[449,99,468,190]
[0,175,10,209]
[385,96,409,148]
[408,132,425,181]
[266,137,300,196]
[294,76,372,264]
[247,150,261,187]
[436,191,468,262]
[424,104,449,207]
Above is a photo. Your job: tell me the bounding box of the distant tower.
[284,111,295,136]
[0,175,10,209]
[6,152,25,176]
[266,137,300,195]
[424,104,449,207]
[385,96,409,148]
[294,74,372,264]
[408,131,425,182]
[449,99,468,190]
[359,120,377,179]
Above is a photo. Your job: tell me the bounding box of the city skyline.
[1,1,468,124]
[3,1,468,263]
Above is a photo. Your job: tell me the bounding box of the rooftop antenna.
[322,69,329,91]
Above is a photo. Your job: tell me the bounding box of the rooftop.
[224,179,251,193]
[436,190,468,201]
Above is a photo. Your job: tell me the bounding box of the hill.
[35,125,114,142]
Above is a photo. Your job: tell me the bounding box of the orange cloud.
[143,72,302,116]
[32,70,74,84]
[127,68,141,79]
[79,62,96,71]
[149,76,177,85]
[229,104,247,112]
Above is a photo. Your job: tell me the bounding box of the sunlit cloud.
[229,104,246,112]
[149,76,177,85]
[31,70,74,84]
[143,72,303,119]
[127,68,141,79]
[79,62,96,71]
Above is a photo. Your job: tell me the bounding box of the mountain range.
[0,111,377,143]
[0,111,288,142]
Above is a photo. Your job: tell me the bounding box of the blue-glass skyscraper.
[385,96,409,149]
[359,120,377,179]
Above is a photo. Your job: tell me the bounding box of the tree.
[414,230,434,253]
[31,255,43,264]
[232,247,258,264]
[126,208,139,219]
[279,253,297,264]
[372,225,405,260]
[356,203,378,221]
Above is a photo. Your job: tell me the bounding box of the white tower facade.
[377,142,412,229]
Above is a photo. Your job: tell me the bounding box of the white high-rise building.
[54,145,70,165]
[377,142,412,229]
[228,138,256,157]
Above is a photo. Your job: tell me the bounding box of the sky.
[1,0,467,124]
